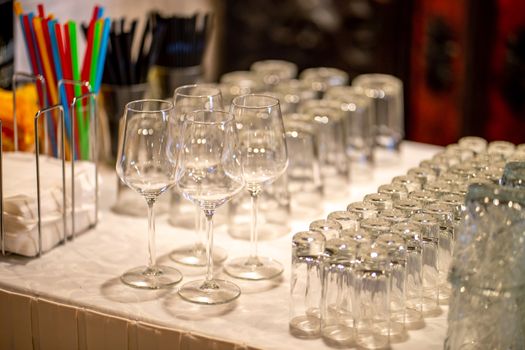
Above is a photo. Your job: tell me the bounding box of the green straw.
[81,19,102,160]
[68,21,87,159]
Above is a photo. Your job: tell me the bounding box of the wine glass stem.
[146,197,157,270]
[204,209,215,284]
[194,204,205,255]
[249,191,260,263]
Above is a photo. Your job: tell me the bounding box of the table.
[0,141,447,350]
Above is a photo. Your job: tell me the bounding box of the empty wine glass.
[225,94,289,280]
[170,84,227,266]
[116,99,182,289]
[175,110,245,304]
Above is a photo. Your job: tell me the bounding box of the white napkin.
[2,152,98,256]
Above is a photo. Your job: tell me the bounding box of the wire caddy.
[0,72,99,257]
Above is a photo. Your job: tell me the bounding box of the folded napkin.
[3,152,98,256]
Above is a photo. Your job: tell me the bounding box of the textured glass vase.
[446,183,525,350]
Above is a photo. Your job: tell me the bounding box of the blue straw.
[93,17,110,93]
[97,7,104,19]
[48,19,73,152]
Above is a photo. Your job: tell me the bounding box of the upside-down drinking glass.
[116,99,183,289]
[225,94,289,280]
[175,110,245,304]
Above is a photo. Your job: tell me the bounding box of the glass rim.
[174,84,222,99]
[184,109,234,125]
[231,94,279,109]
[125,99,174,114]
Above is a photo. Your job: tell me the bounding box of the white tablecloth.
[0,141,446,350]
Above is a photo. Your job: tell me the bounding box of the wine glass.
[176,110,245,304]
[170,84,228,266]
[224,94,289,280]
[116,99,182,289]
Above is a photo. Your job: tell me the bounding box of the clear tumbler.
[355,244,391,349]
[290,230,326,338]
[409,213,440,316]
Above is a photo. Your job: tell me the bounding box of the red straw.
[37,4,44,17]
[22,15,45,107]
[56,22,73,101]
[62,24,75,99]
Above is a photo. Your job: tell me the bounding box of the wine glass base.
[178,279,241,305]
[224,256,283,280]
[170,245,227,266]
[121,265,183,289]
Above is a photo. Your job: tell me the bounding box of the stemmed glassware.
[170,84,227,266]
[225,94,289,280]
[176,110,245,304]
[116,99,182,289]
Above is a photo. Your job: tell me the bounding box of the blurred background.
[4,0,525,146]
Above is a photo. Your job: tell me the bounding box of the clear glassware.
[479,166,503,184]
[175,110,245,304]
[391,222,424,329]
[298,98,342,113]
[439,193,465,222]
[424,203,455,304]
[409,213,440,316]
[450,163,479,181]
[170,84,227,266]
[283,116,323,218]
[409,189,439,207]
[501,161,525,188]
[274,79,317,113]
[321,239,358,347]
[394,198,423,217]
[445,144,475,161]
[439,172,462,186]
[225,94,289,280]
[424,180,455,198]
[420,158,448,176]
[446,183,525,350]
[324,86,375,181]
[407,167,437,186]
[116,99,182,289]
[458,136,487,154]
[303,105,349,197]
[327,211,360,231]
[487,140,515,158]
[219,71,264,106]
[352,74,404,165]
[347,201,379,220]
[342,229,373,248]
[310,219,342,240]
[433,151,460,168]
[378,183,409,201]
[379,208,407,225]
[299,67,349,98]
[359,217,391,238]
[375,233,408,340]
[363,193,394,211]
[392,174,422,193]
[250,59,297,88]
[355,244,391,349]
[290,230,326,338]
